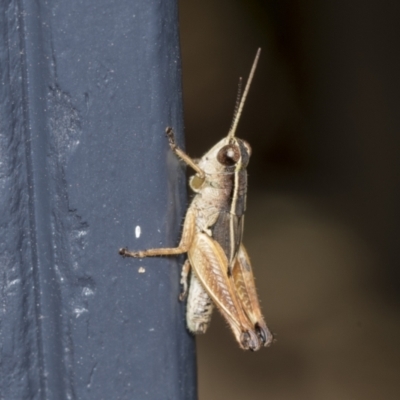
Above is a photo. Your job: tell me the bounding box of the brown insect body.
[184,136,271,350]
[120,49,273,351]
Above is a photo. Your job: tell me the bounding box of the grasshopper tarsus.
[240,330,260,351]
[255,323,273,347]
[119,248,142,258]
[165,126,176,147]
[119,248,128,257]
[179,292,187,302]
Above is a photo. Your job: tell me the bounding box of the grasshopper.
[120,48,273,350]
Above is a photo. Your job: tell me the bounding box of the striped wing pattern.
[188,233,259,349]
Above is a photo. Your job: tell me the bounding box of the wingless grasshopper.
[119,49,273,351]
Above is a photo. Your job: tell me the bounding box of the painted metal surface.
[0,0,196,398]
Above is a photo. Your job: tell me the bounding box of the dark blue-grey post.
[0,0,197,399]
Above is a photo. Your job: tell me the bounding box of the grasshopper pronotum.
[120,49,273,350]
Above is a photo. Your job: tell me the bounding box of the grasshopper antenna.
[228,77,243,133]
[228,48,261,138]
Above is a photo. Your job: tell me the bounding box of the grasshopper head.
[198,136,252,174]
[189,136,252,191]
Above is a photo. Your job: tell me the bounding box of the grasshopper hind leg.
[232,245,274,347]
[180,258,214,334]
[186,272,214,334]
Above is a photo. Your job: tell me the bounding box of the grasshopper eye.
[217,145,240,166]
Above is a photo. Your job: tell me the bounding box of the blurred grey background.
[179,0,400,399]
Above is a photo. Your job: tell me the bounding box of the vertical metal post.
[0,0,197,399]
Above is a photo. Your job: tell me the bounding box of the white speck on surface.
[74,307,88,318]
[77,230,87,237]
[149,328,155,332]
[82,287,94,296]
[7,279,20,289]
[138,267,145,273]
[135,225,141,238]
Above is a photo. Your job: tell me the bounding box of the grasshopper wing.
[232,245,273,346]
[188,233,261,350]
[211,212,244,274]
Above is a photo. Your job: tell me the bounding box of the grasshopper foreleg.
[165,127,205,179]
